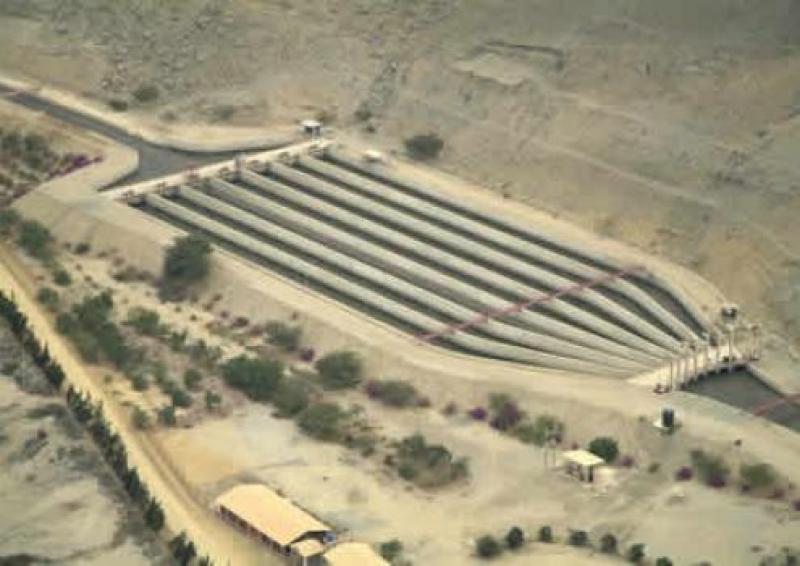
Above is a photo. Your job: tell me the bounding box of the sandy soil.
[0,328,166,564]
[7,240,796,566]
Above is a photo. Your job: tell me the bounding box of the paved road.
[0,83,238,187]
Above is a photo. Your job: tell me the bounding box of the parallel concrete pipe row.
[139,145,710,377]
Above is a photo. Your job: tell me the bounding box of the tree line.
[0,290,211,565]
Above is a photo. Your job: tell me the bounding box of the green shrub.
[132,406,151,429]
[366,379,418,408]
[221,355,284,401]
[161,234,211,300]
[18,219,52,259]
[588,436,619,462]
[0,208,20,235]
[654,558,673,566]
[379,539,403,562]
[131,373,149,391]
[157,405,177,426]
[126,307,164,337]
[52,268,72,287]
[690,449,730,485]
[475,535,502,559]
[516,414,564,446]
[133,84,159,103]
[183,368,203,391]
[109,99,129,112]
[568,530,589,547]
[600,533,618,554]
[315,350,363,390]
[740,462,776,489]
[273,379,310,417]
[210,104,236,122]
[170,387,192,408]
[204,390,222,411]
[404,133,444,161]
[56,312,78,334]
[505,526,525,550]
[264,321,302,352]
[297,402,347,441]
[36,287,60,310]
[538,526,553,543]
[627,543,646,564]
[392,434,469,488]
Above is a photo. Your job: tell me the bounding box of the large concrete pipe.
[145,193,617,375]
[177,185,639,374]
[238,168,669,359]
[262,162,681,354]
[206,176,655,367]
[306,150,696,342]
[321,146,709,336]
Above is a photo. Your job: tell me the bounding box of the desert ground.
[2,2,800,566]
[0,322,168,565]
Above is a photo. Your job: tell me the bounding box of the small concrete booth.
[323,542,389,566]
[562,450,605,483]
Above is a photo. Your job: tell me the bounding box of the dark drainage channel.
[686,369,800,433]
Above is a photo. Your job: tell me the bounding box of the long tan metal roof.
[214,483,331,546]
[324,542,389,566]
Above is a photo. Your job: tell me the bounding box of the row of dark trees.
[0,290,211,564]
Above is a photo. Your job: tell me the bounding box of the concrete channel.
[259,161,682,353]
[232,170,670,360]
[322,145,709,338]
[144,192,621,376]
[206,176,660,366]
[175,185,644,373]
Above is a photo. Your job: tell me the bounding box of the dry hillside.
[1,0,800,355]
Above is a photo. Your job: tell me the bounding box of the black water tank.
[662,408,675,428]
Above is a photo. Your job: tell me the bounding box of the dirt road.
[0,244,279,566]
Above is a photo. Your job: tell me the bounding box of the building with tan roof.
[323,542,389,566]
[214,483,334,564]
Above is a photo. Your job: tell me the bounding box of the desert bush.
[204,390,222,411]
[183,368,203,391]
[404,133,444,161]
[132,406,151,429]
[36,287,59,310]
[475,535,502,559]
[108,99,128,112]
[221,355,284,401]
[690,449,730,486]
[273,379,310,417]
[505,526,525,550]
[157,405,177,426]
[133,84,159,103]
[52,268,72,287]
[627,543,646,564]
[0,208,20,235]
[18,219,52,259]
[379,539,403,562]
[264,320,302,352]
[588,436,619,462]
[126,307,164,337]
[315,350,363,390]
[74,242,91,255]
[131,373,149,391]
[600,533,618,554]
[211,104,236,122]
[391,433,469,488]
[297,402,347,441]
[365,379,419,408]
[488,393,524,431]
[675,466,693,481]
[161,234,211,300]
[169,386,192,408]
[654,558,673,566]
[522,414,564,446]
[740,462,776,490]
[538,525,554,543]
[568,530,589,547]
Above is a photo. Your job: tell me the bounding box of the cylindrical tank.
[662,408,675,428]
